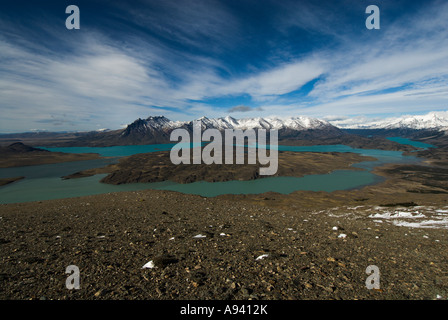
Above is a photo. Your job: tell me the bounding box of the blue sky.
[1,0,448,132]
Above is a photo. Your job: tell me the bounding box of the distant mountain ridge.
[335,111,448,131]
[127,112,448,134]
[49,115,343,146]
[123,115,334,131]
[111,115,342,146]
[3,112,447,147]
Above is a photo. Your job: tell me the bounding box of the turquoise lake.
[386,137,435,149]
[0,143,424,204]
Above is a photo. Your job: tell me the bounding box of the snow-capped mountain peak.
[331,111,448,130]
[124,115,336,133]
[127,111,448,133]
[144,116,171,128]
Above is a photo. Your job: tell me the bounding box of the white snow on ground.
[366,206,448,229]
[314,205,448,230]
[346,206,365,210]
[255,254,269,260]
[392,219,448,229]
[142,260,155,269]
[193,234,206,238]
[369,211,425,219]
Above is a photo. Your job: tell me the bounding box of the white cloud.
[0,38,172,132]
[227,59,324,99]
[297,1,448,118]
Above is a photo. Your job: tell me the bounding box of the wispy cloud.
[304,1,448,116]
[117,0,242,53]
[0,37,165,131]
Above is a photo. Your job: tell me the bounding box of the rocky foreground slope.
[0,187,447,300]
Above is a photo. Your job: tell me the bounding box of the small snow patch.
[142,261,155,269]
[193,234,206,239]
[255,254,269,260]
[392,219,448,229]
[369,211,425,219]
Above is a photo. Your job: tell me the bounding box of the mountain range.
[122,115,333,131]
[332,111,448,131]
[114,115,343,146]
[1,111,447,147]
[119,110,448,135]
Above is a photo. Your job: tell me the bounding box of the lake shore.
[0,177,24,187]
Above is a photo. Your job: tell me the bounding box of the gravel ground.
[1,189,447,300]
